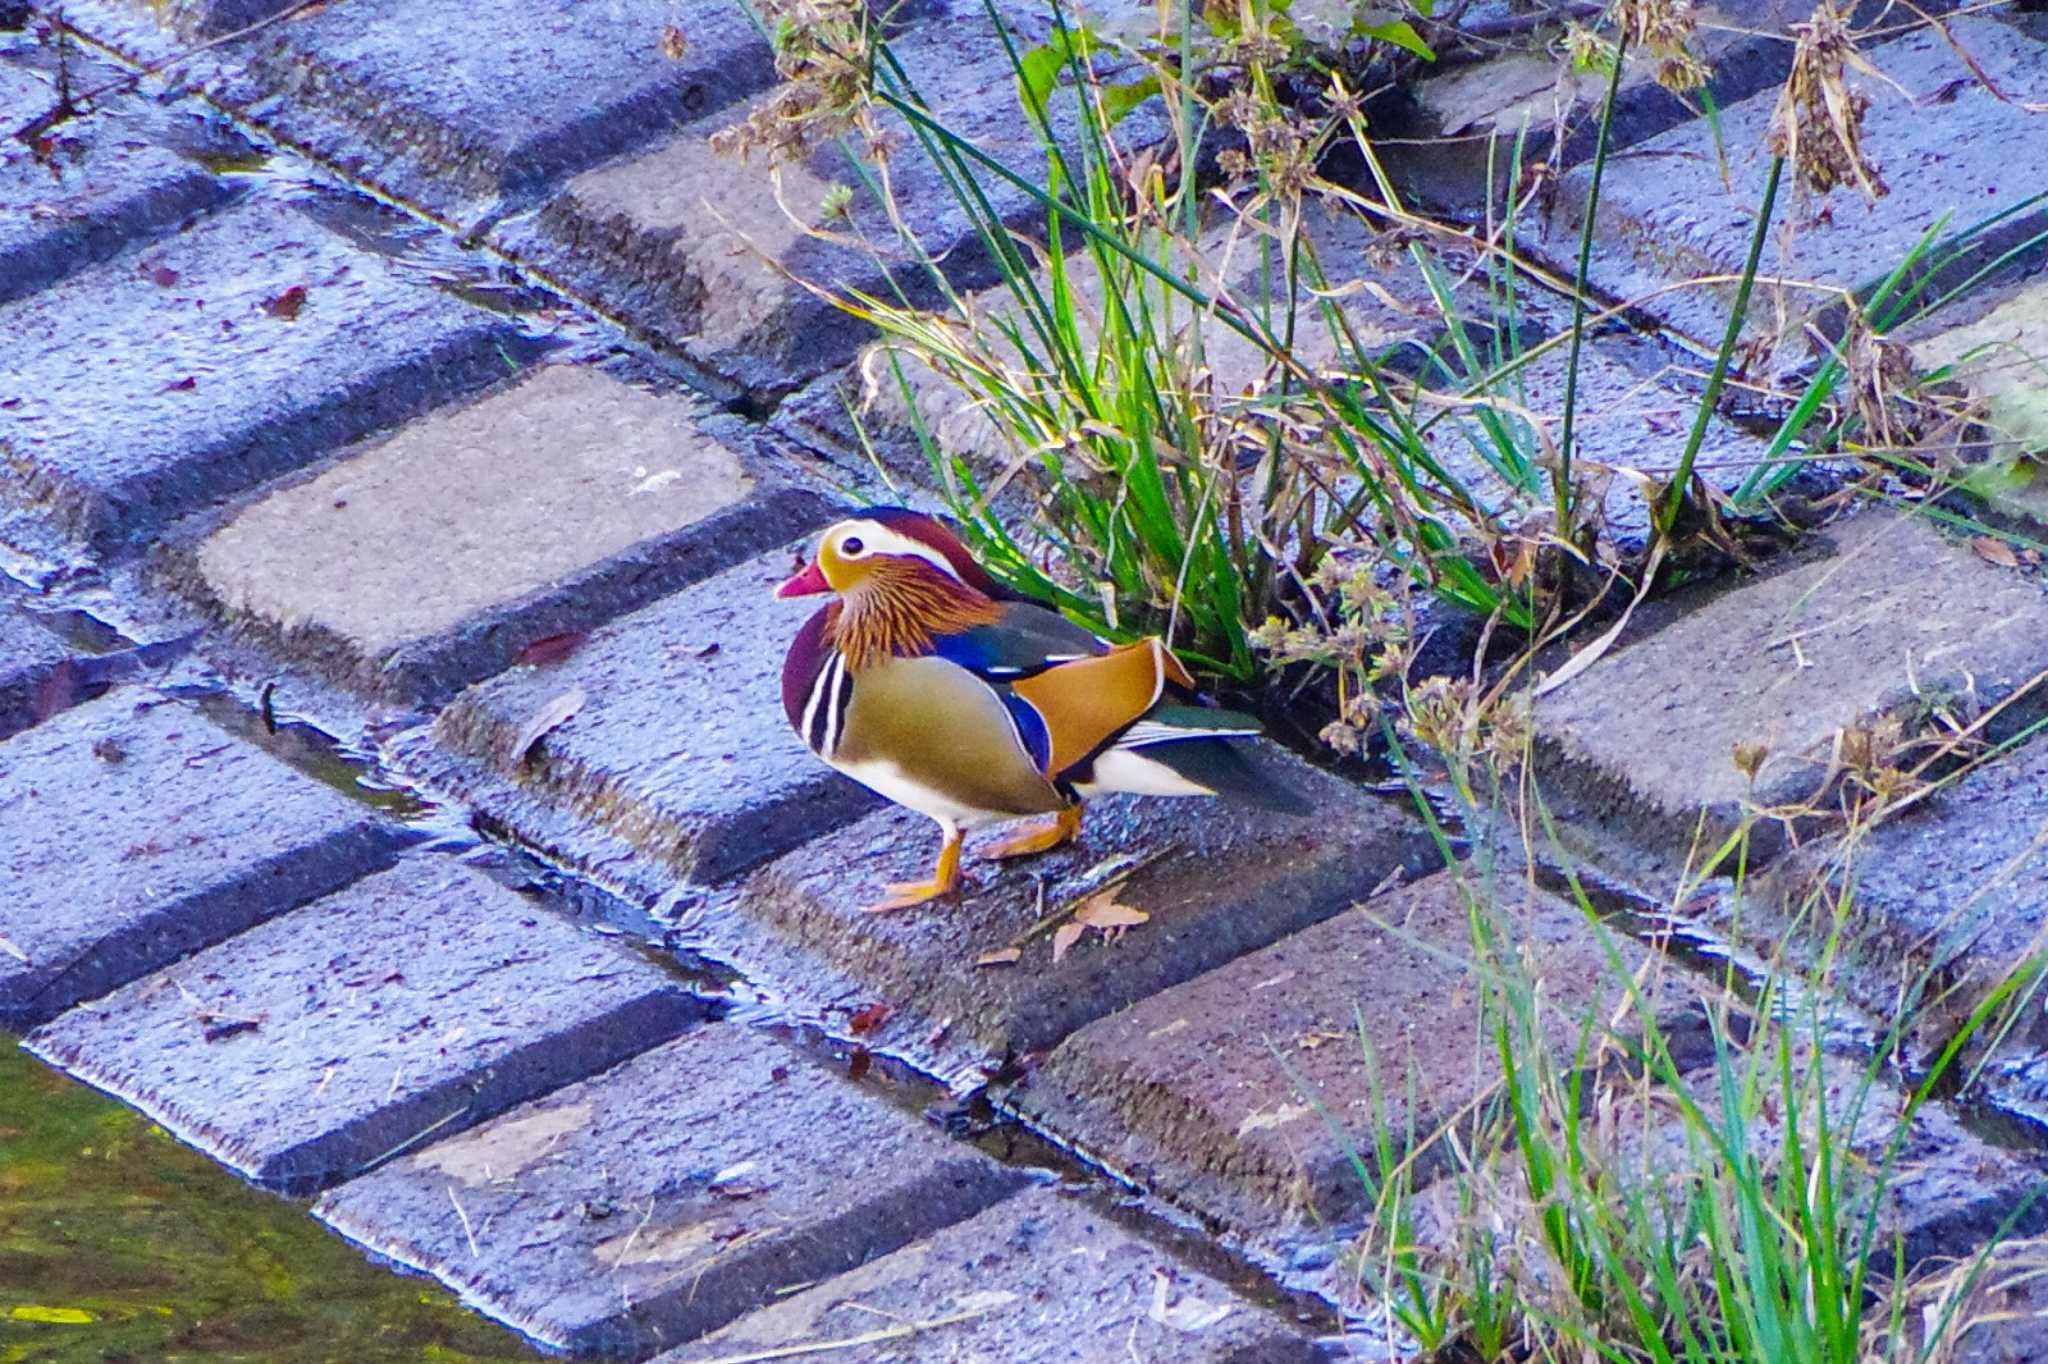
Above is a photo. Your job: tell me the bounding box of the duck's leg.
[983,803,1082,860]
[862,820,964,913]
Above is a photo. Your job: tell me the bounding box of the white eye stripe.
[833,520,964,582]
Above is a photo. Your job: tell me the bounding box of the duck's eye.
[841,536,866,557]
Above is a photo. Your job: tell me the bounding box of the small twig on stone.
[9,0,332,145]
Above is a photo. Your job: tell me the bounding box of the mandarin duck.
[775,507,1308,912]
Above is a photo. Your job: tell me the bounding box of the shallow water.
[0,1041,541,1364]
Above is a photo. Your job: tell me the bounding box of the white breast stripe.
[801,653,844,756]
[822,653,853,756]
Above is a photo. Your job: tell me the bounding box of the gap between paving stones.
[155,362,834,708]
[0,194,538,557]
[1012,866,1715,1248]
[314,1025,1028,1360]
[1541,11,2048,360]
[26,856,706,1195]
[1531,504,2048,878]
[0,690,411,1031]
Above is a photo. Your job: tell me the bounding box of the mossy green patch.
[0,1039,540,1363]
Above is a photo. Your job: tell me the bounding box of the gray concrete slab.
[1017,868,1707,1238]
[206,0,776,216]
[0,693,406,1030]
[1532,506,2048,870]
[518,0,1170,397]
[1735,734,2048,1071]
[27,857,702,1194]
[423,543,882,888]
[173,363,831,705]
[315,1027,1025,1358]
[729,747,1440,1061]
[0,604,70,739]
[0,32,237,304]
[1549,15,2048,354]
[0,197,527,554]
[657,1185,1323,1364]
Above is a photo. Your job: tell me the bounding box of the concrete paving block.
[1532,506,2048,869]
[27,857,701,1194]
[177,364,830,705]
[1335,1050,2048,1316]
[0,693,406,1030]
[521,0,1168,396]
[1382,0,1925,214]
[657,1185,1323,1364]
[0,605,71,739]
[210,0,774,215]
[0,34,237,304]
[0,197,526,554]
[315,1027,1025,1358]
[1734,734,2048,1070]
[730,747,1441,1060]
[1015,868,1706,1237]
[426,544,882,888]
[1550,15,2048,353]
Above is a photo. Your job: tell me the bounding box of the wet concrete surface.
[1734,735,2048,1084]
[27,856,704,1194]
[0,28,240,304]
[1547,13,2048,355]
[169,363,826,705]
[316,1025,1026,1358]
[0,691,408,1030]
[516,0,1171,399]
[422,542,878,891]
[730,746,1441,1061]
[0,600,71,738]
[0,195,530,553]
[166,0,773,219]
[657,1183,1325,1363]
[1534,505,2048,872]
[1017,867,1711,1243]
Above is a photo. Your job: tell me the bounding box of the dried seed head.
[1614,0,1708,91]
[1768,0,1888,200]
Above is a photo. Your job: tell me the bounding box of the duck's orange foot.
[859,825,963,914]
[984,804,1082,861]
[859,877,957,914]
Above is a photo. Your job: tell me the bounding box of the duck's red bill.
[773,562,830,598]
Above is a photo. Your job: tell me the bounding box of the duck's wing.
[1006,637,1197,781]
[927,601,1107,680]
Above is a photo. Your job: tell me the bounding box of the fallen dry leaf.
[0,933,27,964]
[1972,535,2022,568]
[147,265,179,287]
[974,946,1022,968]
[848,1002,891,1036]
[512,685,586,763]
[1050,921,1086,964]
[1074,895,1149,930]
[264,284,308,320]
[847,1046,872,1081]
[514,631,588,667]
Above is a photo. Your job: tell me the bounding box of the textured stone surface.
[1552,15,2048,352]
[1533,507,2048,867]
[424,543,881,889]
[27,857,701,1194]
[0,604,70,739]
[1906,275,2048,532]
[1735,734,2048,1067]
[729,748,1440,1062]
[1018,868,1705,1236]
[523,0,1167,396]
[658,1185,1323,1364]
[0,32,237,304]
[180,363,828,704]
[0,198,524,553]
[213,0,774,215]
[0,694,405,1030]
[316,1028,1024,1358]
[1385,0,1925,214]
